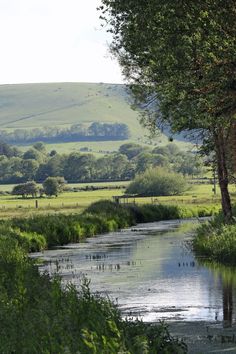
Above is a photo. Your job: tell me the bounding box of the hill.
[0,82,192,152]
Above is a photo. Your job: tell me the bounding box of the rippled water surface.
[36,219,236,324]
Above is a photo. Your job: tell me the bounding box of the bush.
[0,223,46,252]
[126,168,188,196]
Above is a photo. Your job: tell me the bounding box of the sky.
[0,0,124,85]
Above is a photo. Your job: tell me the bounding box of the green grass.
[0,181,130,192]
[0,182,231,219]
[193,208,236,265]
[5,200,216,251]
[41,140,154,155]
[0,83,148,137]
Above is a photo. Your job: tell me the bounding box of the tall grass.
[193,213,236,265]
[6,200,217,251]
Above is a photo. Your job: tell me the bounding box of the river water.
[36,219,236,325]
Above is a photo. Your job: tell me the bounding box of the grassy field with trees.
[0,181,225,219]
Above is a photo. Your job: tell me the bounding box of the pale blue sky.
[0,0,123,84]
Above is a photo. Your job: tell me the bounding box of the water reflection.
[199,260,236,327]
[37,219,236,325]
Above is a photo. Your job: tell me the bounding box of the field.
[0,181,234,219]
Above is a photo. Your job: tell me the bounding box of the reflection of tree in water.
[199,260,236,326]
[223,281,233,327]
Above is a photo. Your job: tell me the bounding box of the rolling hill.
[0,82,191,152]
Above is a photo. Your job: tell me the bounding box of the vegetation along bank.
[193,209,236,266]
[0,222,187,353]
[0,200,217,252]
[0,199,218,353]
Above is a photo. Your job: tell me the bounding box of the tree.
[100,0,236,220]
[43,177,65,197]
[21,159,39,181]
[63,153,96,182]
[33,142,47,154]
[36,155,66,181]
[119,143,148,160]
[12,181,39,198]
[23,149,45,164]
[0,141,20,157]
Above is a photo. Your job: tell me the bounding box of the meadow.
[0,181,231,219]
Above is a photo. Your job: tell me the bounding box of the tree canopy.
[100,0,236,219]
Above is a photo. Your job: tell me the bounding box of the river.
[36,218,236,326]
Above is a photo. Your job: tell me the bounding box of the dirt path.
[169,321,236,354]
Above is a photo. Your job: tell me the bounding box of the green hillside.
[0,82,144,135]
[0,82,191,152]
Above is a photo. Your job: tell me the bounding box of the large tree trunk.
[214,129,232,221]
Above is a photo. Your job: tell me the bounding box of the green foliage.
[0,141,20,158]
[122,320,187,354]
[8,200,215,250]
[119,143,148,160]
[100,0,236,131]
[12,181,39,198]
[0,122,130,145]
[86,200,135,227]
[193,212,236,265]
[0,223,46,252]
[100,0,235,219]
[126,168,188,196]
[43,176,65,196]
[0,140,204,184]
[128,204,215,223]
[10,201,135,247]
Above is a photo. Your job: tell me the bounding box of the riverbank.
[169,321,236,354]
[0,202,222,352]
[0,234,187,353]
[193,213,236,265]
[2,200,217,252]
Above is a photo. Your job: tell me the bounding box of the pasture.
[0,181,233,219]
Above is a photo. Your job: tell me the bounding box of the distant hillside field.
[0,82,144,134]
[0,82,192,152]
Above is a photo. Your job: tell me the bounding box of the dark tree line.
[0,122,130,144]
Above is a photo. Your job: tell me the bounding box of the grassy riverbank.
[193,213,236,265]
[0,230,187,353]
[2,200,218,252]
[0,200,193,353]
[0,200,219,352]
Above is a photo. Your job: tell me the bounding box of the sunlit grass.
[1,181,235,219]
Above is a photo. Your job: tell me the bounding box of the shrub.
[126,168,188,196]
[0,223,46,252]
